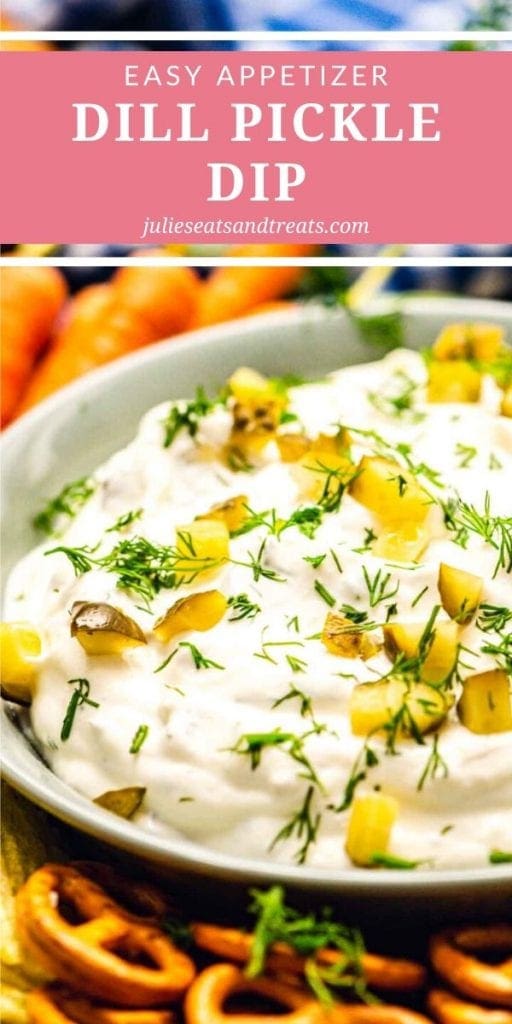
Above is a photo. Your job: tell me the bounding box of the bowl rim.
[2,294,512,892]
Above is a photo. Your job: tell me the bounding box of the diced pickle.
[501,387,512,418]
[349,677,453,737]
[349,456,430,525]
[230,399,283,453]
[373,524,430,563]
[432,322,504,362]
[457,670,512,734]
[228,367,280,404]
[345,793,398,867]
[154,590,228,643]
[0,622,42,704]
[427,362,481,403]
[70,602,146,656]
[276,433,311,463]
[228,368,287,455]
[174,520,230,582]
[438,563,483,624]
[292,450,355,504]
[94,787,146,818]
[383,620,459,683]
[196,495,249,534]
[322,613,379,661]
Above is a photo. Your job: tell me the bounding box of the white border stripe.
[2,257,512,268]
[1,31,512,42]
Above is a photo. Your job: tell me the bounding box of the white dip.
[5,348,512,870]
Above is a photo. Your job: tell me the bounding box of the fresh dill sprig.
[231,539,287,584]
[162,387,217,447]
[362,566,400,608]
[34,477,96,535]
[477,604,512,634]
[179,642,225,671]
[368,371,424,423]
[444,492,512,577]
[227,592,262,621]
[246,885,371,1005]
[269,785,322,865]
[47,532,226,605]
[417,734,449,791]
[106,508,143,532]
[286,654,308,674]
[282,505,325,539]
[272,684,314,718]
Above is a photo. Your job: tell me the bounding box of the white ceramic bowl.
[2,297,511,920]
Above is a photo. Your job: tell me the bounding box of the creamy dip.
[5,348,512,870]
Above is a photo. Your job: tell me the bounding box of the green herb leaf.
[60,678,98,741]
[34,477,95,535]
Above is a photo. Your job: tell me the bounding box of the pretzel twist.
[26,986,176,1024]
[428,988,512,1024]
[183,963,433,1024]
[16,864,195,1007]
[430,926,512,1008]
[191,923,426,991]
[71,861,170,923]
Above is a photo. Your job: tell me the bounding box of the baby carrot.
[17,265,200,413]
[190,245,313,328]
[1,267,67,426]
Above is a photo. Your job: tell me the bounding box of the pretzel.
[428,988,512,1024]
[430,926,512,1008]
[16,864,195,1006]
[191,923,426,991]
[26,986,176,1024]
[183,963,433,1024]
[71,861,170,922]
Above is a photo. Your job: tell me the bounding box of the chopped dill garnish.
[489,452,503,471]
[304,553,327,569]
[179,642,225,671]
[286,654,308,674]
[129,724,149,754]
[477,604,512,634]
[455,443,478,469]
[444,492,512,577]
[231,539,287,584]
[34,477,95,535]
[269,785,321,865]
[60,678,98,742]
[362,566,400,608]
[368,371,424,423]
[411,585,429,608]
[162,387,217,447]
[272,684,313,718]
[417,734,449,791]
[314,579,336,608]
[227,593,262,621]
[106,508,144,532]
[369,852,424,869]
[47,532,226,605]
[489,850,512,864]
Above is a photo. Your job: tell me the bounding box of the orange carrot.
[1,267,67,425]
[17,264,200,413]
[113,263,198,337]
[189,245,313,328]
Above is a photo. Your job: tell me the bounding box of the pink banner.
[0,50,510,245]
